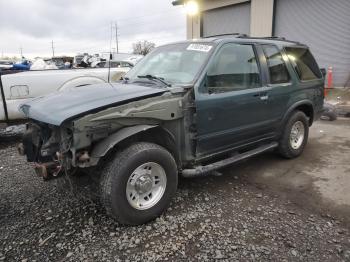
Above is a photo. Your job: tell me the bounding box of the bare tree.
[132,40,156,56]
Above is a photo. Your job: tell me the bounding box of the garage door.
[202,3,251,37]
[274,0,350,87]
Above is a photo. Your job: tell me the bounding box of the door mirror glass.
[320,68,326,77]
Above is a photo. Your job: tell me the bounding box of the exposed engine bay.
[20,122,71,180]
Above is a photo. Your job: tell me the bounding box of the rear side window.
[285,47,322,81]
[262,45,290,84]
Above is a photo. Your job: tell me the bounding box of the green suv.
[19,36,324,225]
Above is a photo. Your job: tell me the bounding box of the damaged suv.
[19,36,324,225]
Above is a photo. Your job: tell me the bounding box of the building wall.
[184,0,349,86]
[250,0,274,37]
[186,0,274,39]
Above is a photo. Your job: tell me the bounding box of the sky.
[0,0,187,58]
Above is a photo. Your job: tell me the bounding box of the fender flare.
[281,100,314,127]
[90,125,156,158]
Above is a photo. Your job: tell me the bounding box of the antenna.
[51,40,55,57]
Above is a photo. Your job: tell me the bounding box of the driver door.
[195,43,273,157]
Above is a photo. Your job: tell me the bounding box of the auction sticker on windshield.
[187,44,212,52]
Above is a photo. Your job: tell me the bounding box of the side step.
[181,142,278,178]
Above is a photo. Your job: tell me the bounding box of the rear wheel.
[100,142,178,225]
[278,111,309,159]
[321,111,337,121]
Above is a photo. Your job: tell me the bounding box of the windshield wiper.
[137,75,171,87]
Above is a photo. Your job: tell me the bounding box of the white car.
[0,67,129,124]
[0,60,14,70]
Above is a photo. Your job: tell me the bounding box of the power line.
[51,8,184,36]
[117,25,185,37]
[8,16,185,56]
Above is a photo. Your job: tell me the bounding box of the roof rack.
[236,35,301,44]
[238,36,286,41]
[237,36,285,40]
[200,34,302,45]
[203,33,248,38]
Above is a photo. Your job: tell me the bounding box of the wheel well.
[295,104,314,126]
[114,127,180,166]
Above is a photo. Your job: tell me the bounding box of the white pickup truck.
[0,67,129,124]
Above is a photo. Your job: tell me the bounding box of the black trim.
[199,13,203,38]
[203,33,248,38]
[0,74,9,122]
[272,0,277,36]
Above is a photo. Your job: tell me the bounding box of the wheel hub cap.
[135,175,153,194]
[290,121,305,149]
[126,162,167,210]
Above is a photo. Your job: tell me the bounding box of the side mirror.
[320,68,326,77]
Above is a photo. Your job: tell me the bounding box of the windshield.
[125,42,214,85]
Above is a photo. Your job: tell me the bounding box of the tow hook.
[34,162,61,181]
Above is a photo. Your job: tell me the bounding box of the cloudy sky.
[0,0,186,58]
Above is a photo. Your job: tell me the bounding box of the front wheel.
[278,111,309,159]
[100,142,178,225]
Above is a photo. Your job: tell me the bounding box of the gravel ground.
[1,133,350,261]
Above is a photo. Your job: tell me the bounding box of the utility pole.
[115,21,119,54]
[19,46,23,58]
[51,40,55,57]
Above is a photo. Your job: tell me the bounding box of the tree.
[132,40,156,56]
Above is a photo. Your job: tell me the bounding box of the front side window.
[206,43,261,93]
[285,47,322,81]
[121,62,133,67]
[262,45,290,84]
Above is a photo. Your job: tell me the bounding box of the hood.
[20,83,166,126]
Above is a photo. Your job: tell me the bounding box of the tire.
[278,111,309,159]
[100,142,178,225]
[321,111,337,121]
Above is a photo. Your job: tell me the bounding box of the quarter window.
[206,44,261,93]
[285,47,322,81]
[262,45,290,84]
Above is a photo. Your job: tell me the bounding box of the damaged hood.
[20,83,166,126]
